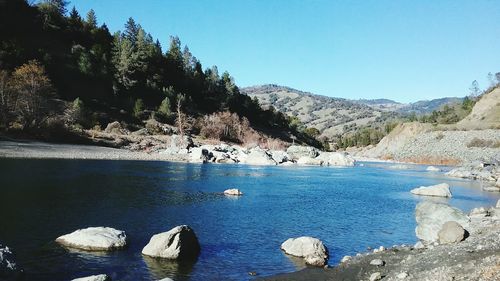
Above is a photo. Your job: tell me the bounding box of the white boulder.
[243,148,277,166]
[280,236,328,267]
[270,150,291,164]
[437,221,466,244]
[415,201,469,243]
[469,207,489,218]
[410,183,452,197]
[224,188,243,196]
[189,147,211,163]
[296,156,323,166]
[56,227,127,251]
[426,166,441,172]
[316,152,355,166]
[72,274,111,281]
[142,225,200,260]
[286,145,319,160]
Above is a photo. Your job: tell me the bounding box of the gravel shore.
[0,140,187,162]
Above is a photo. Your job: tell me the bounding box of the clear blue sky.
[70,0,500,103]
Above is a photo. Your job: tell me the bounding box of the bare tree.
[468,80,480,98]
[175,94,187,136]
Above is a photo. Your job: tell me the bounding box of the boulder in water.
[224,188,243,196]
[56,227,127,251]
[410,183,452,197]
[280,236,328,267]
[142,225,200,260]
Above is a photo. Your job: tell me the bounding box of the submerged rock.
[438,221,466,244]
[72,274,111,281]
[280,236,328,267]
[224,188,243,196]
[56,227,127,251]
[410,183,452,197]
[142,225,200,260]
[0,243,22,281]
[415,201,469,243]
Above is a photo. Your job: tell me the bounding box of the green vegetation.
[0,0,319,147]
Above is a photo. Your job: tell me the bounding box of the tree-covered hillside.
[0,0,320,147]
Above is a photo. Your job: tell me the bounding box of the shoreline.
[0,139,425,166]
[258,200,500,281]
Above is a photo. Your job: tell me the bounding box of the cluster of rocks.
[446,159,500,192]
[53,225,200,281]
[160,141,356,167]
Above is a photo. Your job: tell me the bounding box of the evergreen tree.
[123,17,139,46]
[86,9,97,29]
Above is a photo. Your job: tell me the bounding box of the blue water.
[0,159,498,281]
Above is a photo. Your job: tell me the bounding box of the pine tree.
[86,9,97,29]
[124,17,139,47]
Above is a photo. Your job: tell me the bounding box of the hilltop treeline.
[0,0,320,147]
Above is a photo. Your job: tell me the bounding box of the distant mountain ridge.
[242,84,465,137]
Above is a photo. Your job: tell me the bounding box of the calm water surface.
[0,159,498,281]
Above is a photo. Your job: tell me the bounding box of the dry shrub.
[198,111,250,143]
[260,138,288,151]
[467,138,500,148]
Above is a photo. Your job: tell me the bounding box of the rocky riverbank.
[260,200,500,281]
[0,136,356,167]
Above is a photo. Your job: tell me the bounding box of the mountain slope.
[458,87,500,129]
[241,85,384,138]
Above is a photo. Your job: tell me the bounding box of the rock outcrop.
[280,236,328,267]
[142,225,200,260]
[56,227,127,251]
[415,201,469,243]
[410,183,452,198]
